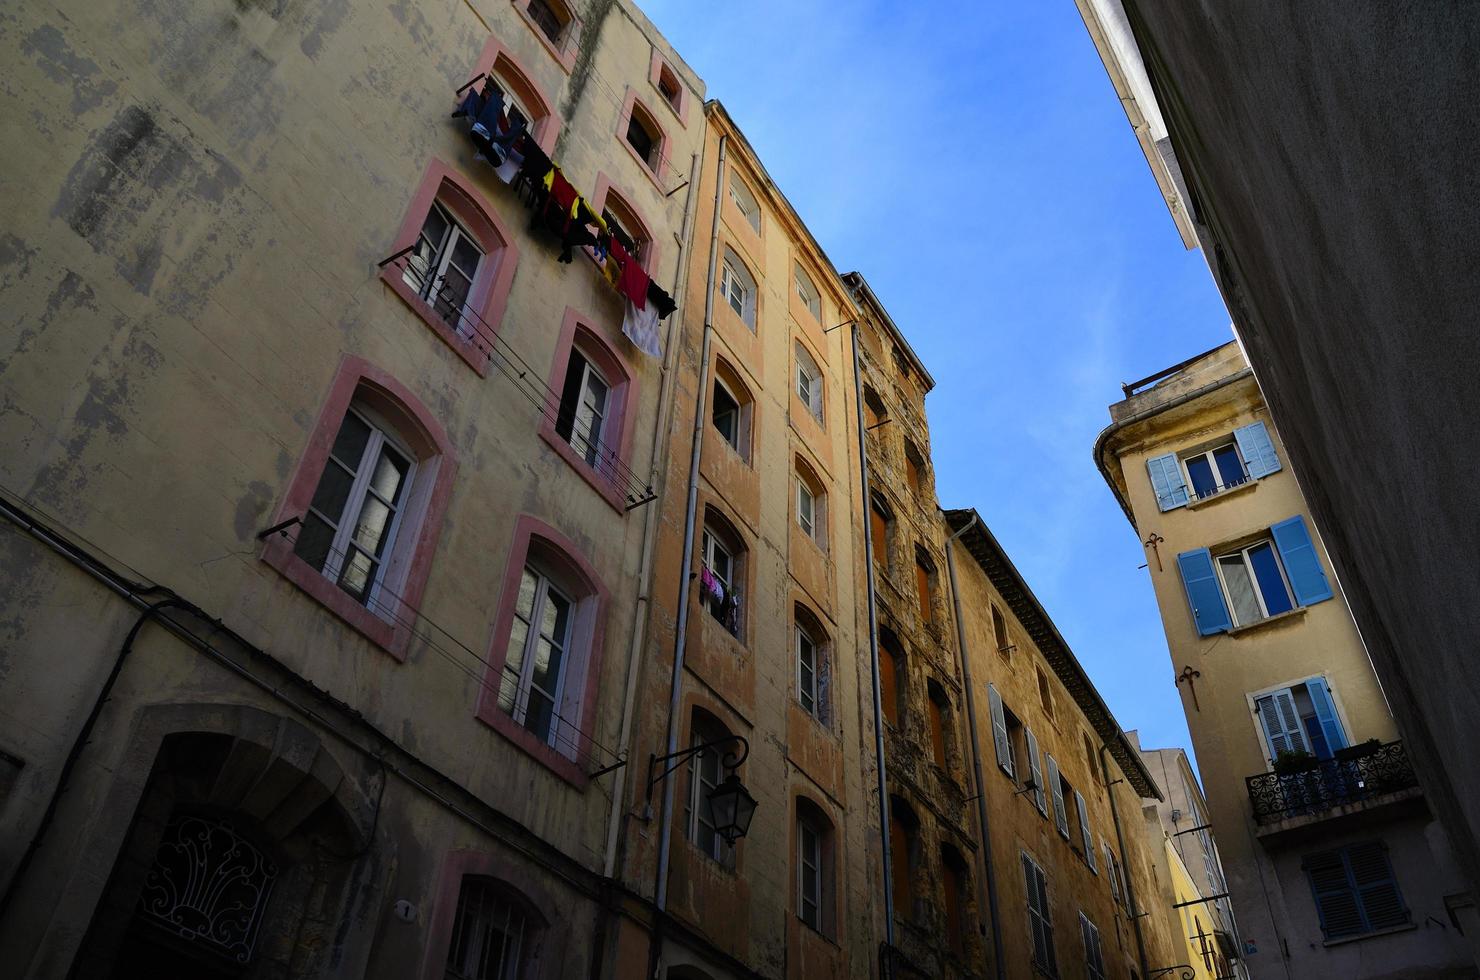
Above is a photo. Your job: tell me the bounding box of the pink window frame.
[475,515,610,787]
[420,849,555,980]
[511,0,580,72]
[537,308,639,512]
[260,355,458,661]
[465,35,562,153]
[379,159,519,377]
[617,88,668,191]
[648,49,689,126]
[589,172,662,272]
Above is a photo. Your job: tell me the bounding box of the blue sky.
[644,0,1234,762]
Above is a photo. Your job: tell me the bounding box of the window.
[1304,841,1409,939]
[710,360,752,461]
[728,171,761,234]
[719,249,757,329]
[598,184,652,268]
[795,342,824,423]
[1023,853,1057,976]
[1047,754,1070,839]
[904,440,925,497]
[1147,420,1282,511]
[890,797,920,921]
[445,877,533,980]
[796,799,835,936]
[879,627,905,727]
[892,344,912,381]
[1254,677,1348,763]
[294,403,416,611]
[869,493,893,573]
[794,263,821,321]
[1082,732,1099,787]
[496,564,575,749]
[797,479,816,539]
[1037,666,1054,719]
[863,387,887,429]
[992,603,1012,658]
[655,62,682,113]
[795,608,830,724]
[700,510,744,639]
[625,102,662,172]
[554,348,611,471]
[915,549,936,624]
[1080,912,1107,980]
[1104,843,1121,905]
[1075,789,1097,871]
[1025,726,1047,814]
[795,459,825,549]
[927,680,950,770]
[942,845,969,956]
[1177,515,1333,635]
[485,71,538,137]
[686,712,737,866]
[525,0,570,44]
[404,202,484,332]
[988,683,1014,778]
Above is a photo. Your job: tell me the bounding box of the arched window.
[728,170,761,234]
[653,58,684,117]
[795,604,831,725]
[879,626,905,727]
[992,602,1012,658]
[524,0,572,46]
[796,797,837,937]
[701,507,745,640]
[719,247,757,330]
[472,43,557,147]
[794,341,824,424]
[904,439,926,497]
[941,844,970,956]
[711,358,754,461]
[268,357,455,658]
[863,386,888,429]
[795,456,827,550]
[548,318,633,496]
[870,492,893,573]
[489,520,605,765]
[915,546,937,624]
[794,262,821,322]
[927,679,952,770]
[445,876,544,979]
[624,99,665,176]
[597,184,654,269]
[685,709,738,866]
[890,796,921,921]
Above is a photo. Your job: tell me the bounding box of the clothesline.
[451,76,677,360]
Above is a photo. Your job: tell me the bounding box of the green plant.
[1273,749,1318,775]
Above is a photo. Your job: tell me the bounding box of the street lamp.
[647,734,755,842]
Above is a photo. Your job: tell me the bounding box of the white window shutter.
[989,684,1013,777]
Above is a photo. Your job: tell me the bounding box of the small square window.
[526,0,569,45]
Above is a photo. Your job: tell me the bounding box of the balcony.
[1246,740,1421,833]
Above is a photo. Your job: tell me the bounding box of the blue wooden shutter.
[1234,420,1282,478]
[1304,678,1349,753]
[1347,841,1409,931]
[1305,849,1363,937]
[1146,452,1189,511]
[1177,549,1232,635]
[1255,689,1310,761]
[988,684,1013,777]
[1270,515,1334,606]
[1025,728,1046,814]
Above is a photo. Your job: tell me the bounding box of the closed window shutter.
[1306,850,1363,937]
[1234,420,1282,478]
[1146,452,1189,511]
[1176,548,1233,635]
[1304,677,1348,753]
[1026,728,1046,814]
[1348,842,1408,931]
[1256,689,1310,761]
[1047,755,1069,838]
[1270,515,1334,606]
[989,684,1013,777]
[1076,790,1097,872]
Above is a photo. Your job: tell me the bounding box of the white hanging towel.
[621,298,663,359]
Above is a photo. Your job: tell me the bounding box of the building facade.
[0,0,709,975]
[1096,343,1475,978]
[1072,0,1480,936]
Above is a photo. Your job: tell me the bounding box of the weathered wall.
[1119,0,1480,926]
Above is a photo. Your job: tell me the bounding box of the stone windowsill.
[1227,606,1307,637]
[1322,922,1417,947]
[1186,477,1260,510]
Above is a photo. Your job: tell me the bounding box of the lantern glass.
[707,773,758,843]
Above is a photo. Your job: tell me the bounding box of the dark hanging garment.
[452,87,485,121]
[646,281,677,319]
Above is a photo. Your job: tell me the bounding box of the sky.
[643,0,1234,763]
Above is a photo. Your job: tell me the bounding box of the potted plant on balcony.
[1333,738,1382,762]
[1273,749,1318,775]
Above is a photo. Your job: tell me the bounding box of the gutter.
[1091,367,1254,528]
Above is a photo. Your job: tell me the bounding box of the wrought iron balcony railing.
[1246,740,1418,824]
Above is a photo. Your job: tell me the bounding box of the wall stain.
[233,480,273,541]
[20,24,119,116]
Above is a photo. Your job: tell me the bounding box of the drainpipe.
[849,319,896,972]
[1101,744,1151,979]
[648,132,727,979]
[590,148,702,980]
[942,511,1005,980]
